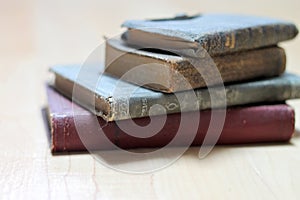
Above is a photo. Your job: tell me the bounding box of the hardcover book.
[46,86,295,152]
[106,38,286,93]
[50,65,300,121]
[122,13,298,57]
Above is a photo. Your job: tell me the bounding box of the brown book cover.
[106,38,286,92]
[46,86,295,153]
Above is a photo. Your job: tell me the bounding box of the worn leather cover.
[50,65,300,121]
[106,38,286,92]
[46,86,295,152]
[122,14,298,57]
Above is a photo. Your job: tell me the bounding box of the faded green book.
[50,65,300,121]
[122,14,298,57]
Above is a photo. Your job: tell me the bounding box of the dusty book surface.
[50,65,300,121]
[122,14,298,57]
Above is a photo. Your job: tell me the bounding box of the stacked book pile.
[46,14,300,152]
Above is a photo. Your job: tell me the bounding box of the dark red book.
[46,86,295,152]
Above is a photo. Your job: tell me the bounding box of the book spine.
[173,47,286,92]
[51,104,295,152]
[201,23,298,56]
[50,114,119,152]
[106,39,286,93]
[114,74,299,121]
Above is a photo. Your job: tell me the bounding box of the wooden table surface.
[1,0,300,199]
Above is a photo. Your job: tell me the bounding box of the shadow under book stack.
[47,14,300,152]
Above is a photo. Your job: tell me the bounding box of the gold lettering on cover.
[118,98,129,119]
[141,98,148,116]
[166,103,178,111]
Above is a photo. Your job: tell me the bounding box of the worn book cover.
[50,64,300,121]
[106,38,286,93]
[46,86,295,152]
[122,14,298,57]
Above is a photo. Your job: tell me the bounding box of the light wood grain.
[1,0,300,199]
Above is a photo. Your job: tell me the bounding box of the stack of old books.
[46,14,300,152]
